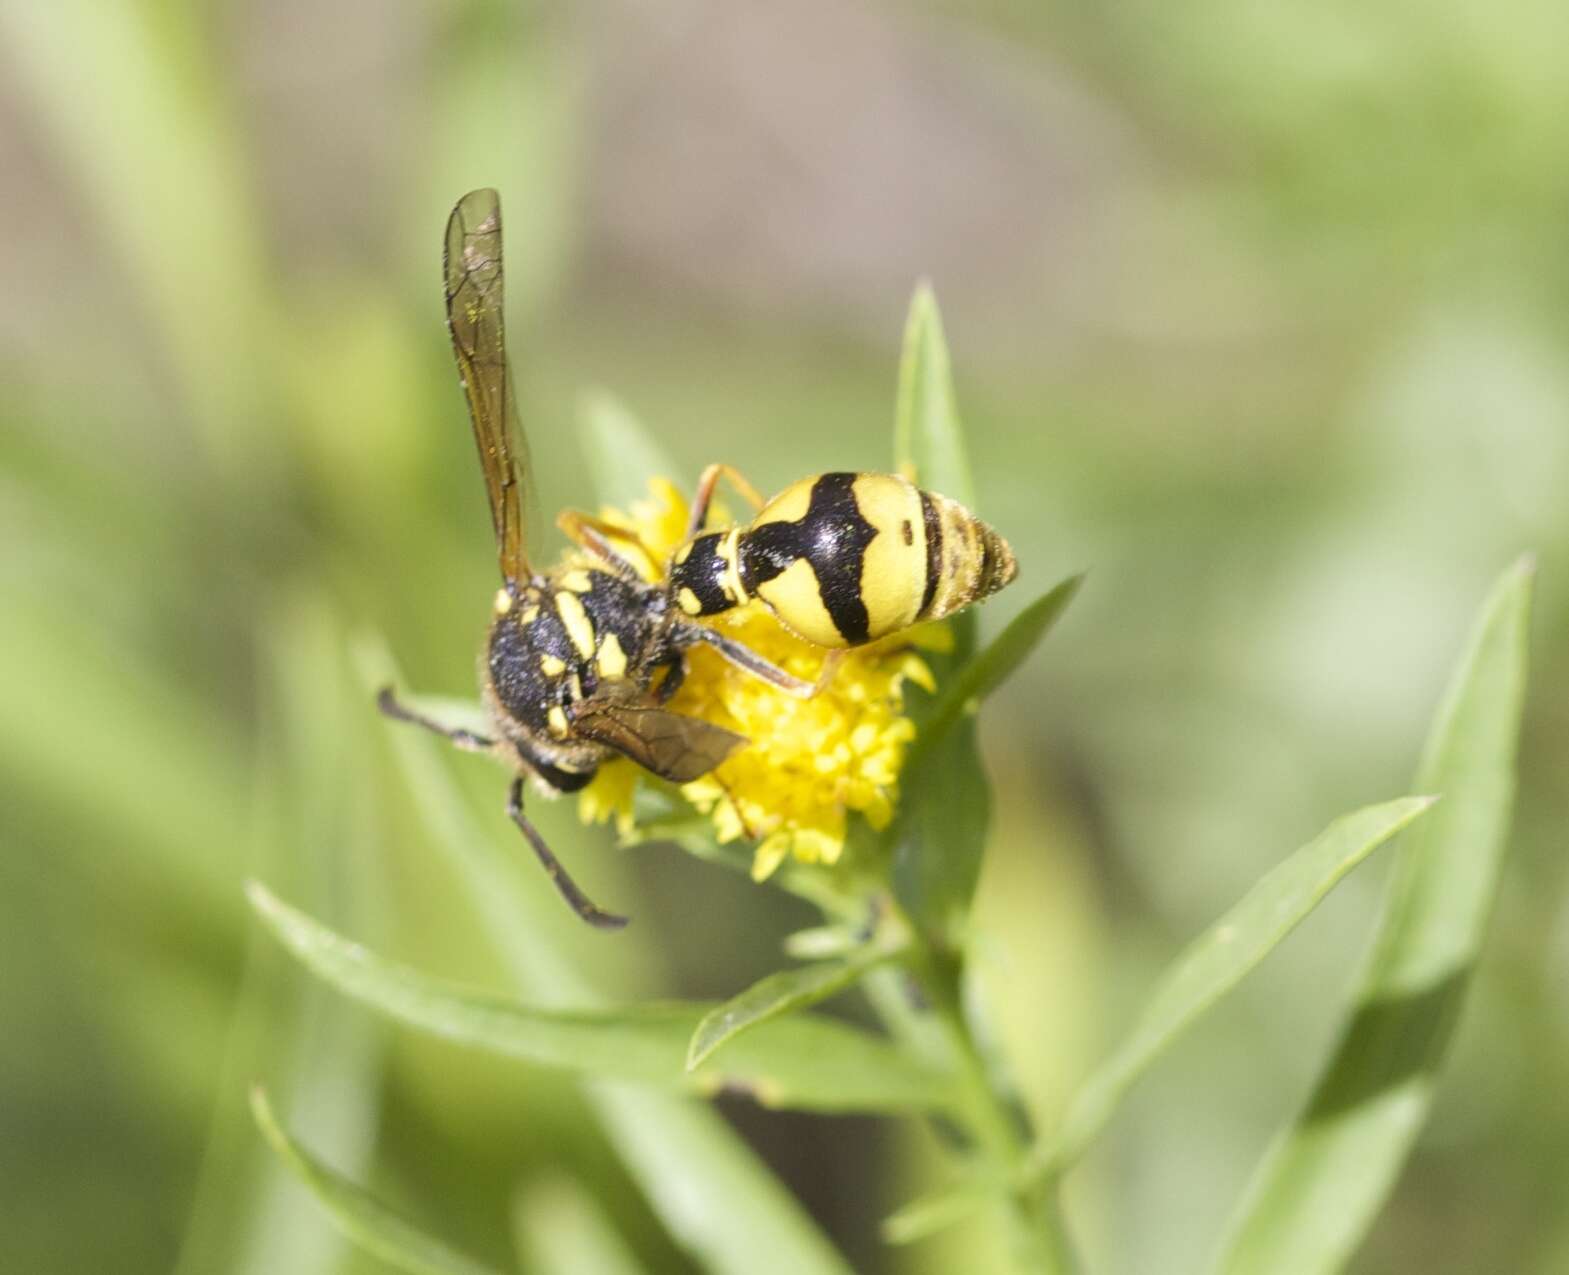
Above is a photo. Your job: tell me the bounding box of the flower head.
[577,478,944,880]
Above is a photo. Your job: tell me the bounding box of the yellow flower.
[576,478,945,879]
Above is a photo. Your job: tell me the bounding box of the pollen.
[578,477,939,879]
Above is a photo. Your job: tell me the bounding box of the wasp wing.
[444,188,532,583]
[570,698,746,784]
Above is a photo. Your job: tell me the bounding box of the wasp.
[381,189,1016,930]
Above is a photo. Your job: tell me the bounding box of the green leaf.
[782,924,864,960]
[250,1089,503,1275]
[905,576,1084,775]
[579,388,681,510]
[1034,796,1436,1176]
[0,1,272,471]
[513,1173,648,1275]
[592,1086,855,1275]
[889,579,1082,945]
[881,1175,1000,1246]
[687,942,902,1070]
[249,882,955,1115]
[1214,557,1533,1275]
[894,283,973,506]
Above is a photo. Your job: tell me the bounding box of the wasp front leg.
[507,777,629,930]
[686,463,766,540]
[555,509,651,580]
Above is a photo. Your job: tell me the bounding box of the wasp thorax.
[669,530,742,618]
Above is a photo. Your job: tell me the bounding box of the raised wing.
[444,188,532,582]
[570,698,746,784]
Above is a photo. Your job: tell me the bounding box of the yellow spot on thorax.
[540,653,567,677]
[597,631,628,680]
[547,705,570,737]
[558,569,594,593]
[676,586,702,616]
[554,590,597,659]
[493,588,513,614]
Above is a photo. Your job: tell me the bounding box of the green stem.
[867,895,1077,1273]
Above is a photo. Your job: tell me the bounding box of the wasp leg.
[377,687,496,752]
[810,649,846,696]
[653,654,687,704]
[556,509,650,580]
[507,776,629,930]
[686,463,767,539]
[678,624,817,698]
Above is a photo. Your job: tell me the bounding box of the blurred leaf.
[782,924,865,960]
[249,882,955,1115]
[1215,557,1533,1274]
[687,942,902,1070]
[178,599,385,1275]
[250,1089,502,1275]
[0,1,272,470]
[889,580,1081,946]
[881,1174,999,1246]
[512,1173,647,1275]
[358,638,854,1274]
[591,1084,854,1275]
[894,283,973,507]
[1034,795,1436,1176]
[580,389,681,510]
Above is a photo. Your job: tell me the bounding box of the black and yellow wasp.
[381,189,1016,929]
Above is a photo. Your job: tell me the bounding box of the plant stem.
[924,951,1077,1274]
[866,895,1078,1274]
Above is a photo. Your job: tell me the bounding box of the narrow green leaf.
[1037,795,1438,1175]
[890,722,991,948]
[882,1176,999,1245]
[513,1173,648,1275]
[250,1089,503,1275]
[894,283,973,506]
[687,943,901,1071]
[592,1085,855,1275]
[1215,557,1533,1275]
[906,576,1084,775]
[249,882,954,1114]
[579,388,681,510]
[782,925,864,960]
[889,579,1082,944]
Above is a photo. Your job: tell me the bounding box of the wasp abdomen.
[918,488,1017,627]
[669,471,1017,649]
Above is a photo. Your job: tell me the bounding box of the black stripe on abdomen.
[918,490,942,618]
[738,472,877,644]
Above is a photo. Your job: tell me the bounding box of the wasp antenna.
[377,687,497,752]
[507,778,630,930]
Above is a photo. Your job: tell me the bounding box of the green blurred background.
[2,2,1565,1272]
